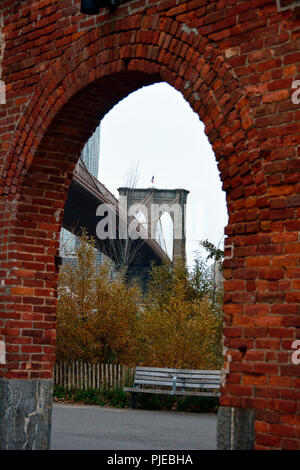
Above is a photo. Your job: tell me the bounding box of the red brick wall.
[0,0,300,449]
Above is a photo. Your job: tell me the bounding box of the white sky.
[98,82,228,268]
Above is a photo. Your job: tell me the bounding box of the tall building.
[81,126,100,178]
[59,125,101,264]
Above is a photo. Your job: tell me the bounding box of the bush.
[53,385,129,408]
[57,234,224,371]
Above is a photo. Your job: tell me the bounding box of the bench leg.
[130,391,139,409]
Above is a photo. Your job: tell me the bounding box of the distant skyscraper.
[81,126,100,178]
[59,125,101,261]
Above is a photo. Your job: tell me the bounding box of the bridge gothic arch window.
[156,210,174,261]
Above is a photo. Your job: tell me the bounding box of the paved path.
[51,403,217,450]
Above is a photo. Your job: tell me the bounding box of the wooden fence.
[54,362,135,391]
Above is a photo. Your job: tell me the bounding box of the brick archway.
[2,15,252,194]
[1,0,300,450]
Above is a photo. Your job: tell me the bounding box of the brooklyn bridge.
[64,158,188,284]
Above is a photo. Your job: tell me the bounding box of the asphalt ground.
[51,403,217,450]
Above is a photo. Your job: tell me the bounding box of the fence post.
[63,362,66,388]
[68,363,70,389]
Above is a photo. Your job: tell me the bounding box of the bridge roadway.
[63,160,169,280]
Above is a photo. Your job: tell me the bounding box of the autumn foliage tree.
[56,231,141,364]
[56,233,223,369]
[56,232,97,361]
[136,260,223,369]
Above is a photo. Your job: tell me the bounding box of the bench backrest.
[134,366,221,391]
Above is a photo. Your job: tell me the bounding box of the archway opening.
[51,80,228,441]
[2,64,236,450]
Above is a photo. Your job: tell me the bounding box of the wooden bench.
[124,366,221,409]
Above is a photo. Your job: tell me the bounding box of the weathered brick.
[0,0,299,451]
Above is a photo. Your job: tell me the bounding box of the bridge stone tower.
[118,187,189,264]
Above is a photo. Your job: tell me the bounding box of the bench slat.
[136,366,221,375]
[124,387,176,395]
[124,387,220,397]
[134,378,220,384]
[135,372,220,380]
[135,374,220,383]
[134,381,220,390]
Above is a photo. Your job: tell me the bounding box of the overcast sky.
[98,82,228,268]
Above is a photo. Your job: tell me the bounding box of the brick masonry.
[0,11,4,80]
[0,0,300,450]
